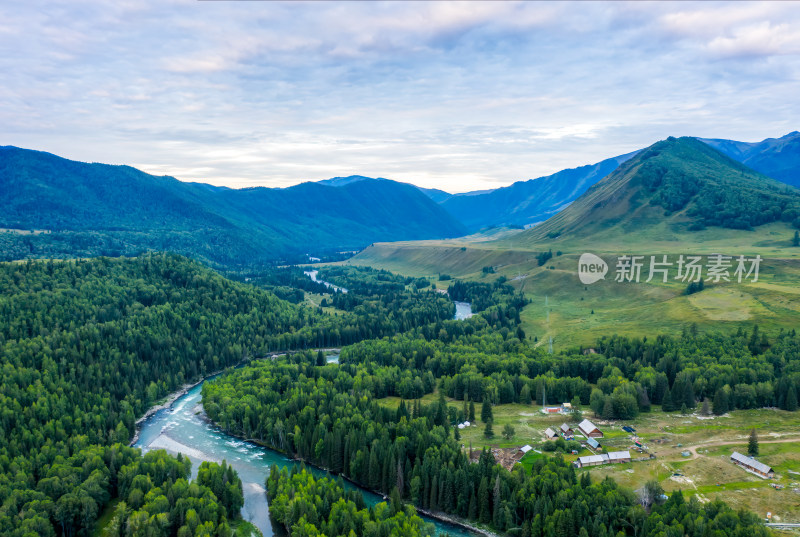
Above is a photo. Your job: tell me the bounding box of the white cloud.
[707,22,800,59]
[1,1,799,193]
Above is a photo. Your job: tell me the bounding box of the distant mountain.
[518,137,800,243]
[318,174,453,203]
[438,152,639,232]
[0,147,466,266]
[314,133,800,236]
[317,175,377,187]
[699,131,800,188]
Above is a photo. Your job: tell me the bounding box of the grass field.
[347,221,800,348]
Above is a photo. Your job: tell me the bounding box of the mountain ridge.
[0,146,467,266]
[699,131,800,188]
[514,136,800,245]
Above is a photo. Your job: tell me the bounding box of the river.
[133,355,480,537]
[454,301,473,320]
[304,271,472,321]
[303,269,348,293]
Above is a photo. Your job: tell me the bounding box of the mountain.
[438,151,639,232]
[318,175,377,187]
[699,131,800,188]
[318,174,453,203]
[313,133,800,236]
[0,146,467,266]
[517,137,800,244]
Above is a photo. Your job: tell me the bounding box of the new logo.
[578,253,608,285]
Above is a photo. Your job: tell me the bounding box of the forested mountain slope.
[0,147,466,266]
[0,254,456,536]
[440,152,638,231]
[517,137,800,244]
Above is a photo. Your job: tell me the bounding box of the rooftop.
[731,451,773,474]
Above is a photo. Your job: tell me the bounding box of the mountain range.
[320,132,800,233]
[438,151,639,231]
[2,131,798,267]
[699,132,800,189]
[0,146,465,266]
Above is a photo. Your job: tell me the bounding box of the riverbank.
[130,348,341,446]
[130,376,209,446]
[207,412,498,537]
[131,350,491,537]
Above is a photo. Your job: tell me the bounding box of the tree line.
[340,325,800,419]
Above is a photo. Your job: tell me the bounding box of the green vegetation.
[0,255,291,535]
[200,278,789,533]
[0,255,458,536]
[348,137,800,349]
[204,334,775,537]
[232,520,262,537]
[102,451,243,537]
[748,429,759,456]
[341,326,800,422]
[447,278,528,313]
[520,137,800,244]
[0,146,466,267]
[266,467,435,537]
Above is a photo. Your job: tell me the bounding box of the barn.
[574,454,606,468]
[578,419,604,438]
[560,423,574,436]
[731,452,774,479]
[573,450,631,469]
[545,428,558,440]
[608,451,631,464]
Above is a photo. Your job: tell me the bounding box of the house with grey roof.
[731,451,774,478]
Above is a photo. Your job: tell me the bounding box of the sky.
[2,1,800,193]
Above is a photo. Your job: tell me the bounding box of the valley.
[8,3,800,536]
[2,135,800,537]
[349,137,800,348]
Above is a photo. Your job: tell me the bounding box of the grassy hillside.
[516,137,800,246]
[0,146,466,266]
[351,225,800,348]
[349,138,800,347]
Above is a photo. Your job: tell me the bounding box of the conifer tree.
[748,429,759,456]
[713,387,729,415]
[481,399,493,422]
[786,384,798,411]
[661,387,674,412]
[484,421,495,438]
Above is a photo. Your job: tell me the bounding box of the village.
[503,402,646,471]
[383,389,800,523]
[526,404,777,479]
[483,401,799,526]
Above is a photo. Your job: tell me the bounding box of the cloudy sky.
[2,1,799,192]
